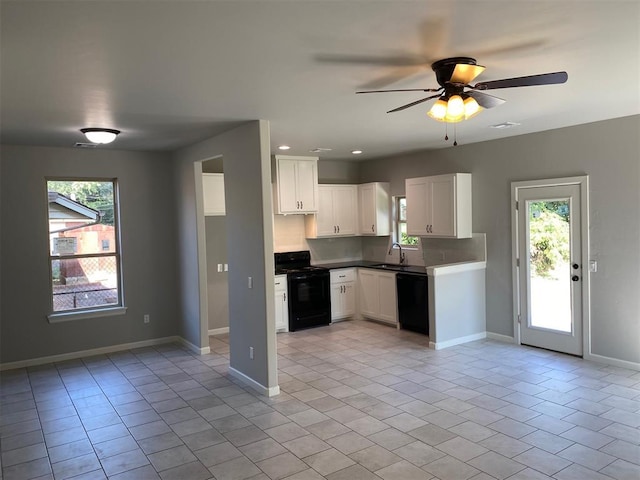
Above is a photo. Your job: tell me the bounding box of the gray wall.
[0,145,179,363]
[359,115,640,364]
[173,121,277,390]
[205,216,229,330]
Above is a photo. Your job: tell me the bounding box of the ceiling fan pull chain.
[444,123,449,141]
[453,124,458,146]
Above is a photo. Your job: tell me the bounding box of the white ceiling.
[2,1,639,160]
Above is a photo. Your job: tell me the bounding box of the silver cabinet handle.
[338,275,345,278]
[371,224,375,232]
[301,201,303,209]
[283,292,286,301]
[337,225,340,233]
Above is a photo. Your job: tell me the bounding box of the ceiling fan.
[356,57,568,123]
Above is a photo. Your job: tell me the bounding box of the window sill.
[47,306,128,324]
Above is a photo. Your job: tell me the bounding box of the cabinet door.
[429,175,455,237]
[202,174,225,216]
[358,269,378,318]
[406,177,429,236]
[295,159,318,212]
[275,276,288,331]
[316,185,337,236]
[377,272,397,324]
[277,158,299,213]
[333,186,357,235]
[342,282,356,317]
[330,283,344,320]
[359,184,376,234]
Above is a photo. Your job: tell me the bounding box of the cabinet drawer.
[331,268,355,284]
[275,274,287,291]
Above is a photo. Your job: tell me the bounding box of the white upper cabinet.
[406,173,472,238]
[273,155,319,214]
[202,173,225,216]
[305,184,357,238]
[358,182,390,236]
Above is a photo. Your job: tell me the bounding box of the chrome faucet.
[389,242,406,265]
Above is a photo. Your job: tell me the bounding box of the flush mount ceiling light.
[80,128,120,144]
[278,145,291,150]
[351,150,363,155]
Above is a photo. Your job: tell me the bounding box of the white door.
[514,181,586,356]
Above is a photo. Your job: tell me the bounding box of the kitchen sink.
[371,263,407,270]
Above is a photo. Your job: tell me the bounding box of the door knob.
[571,275,580,281]
[572,263,579,270]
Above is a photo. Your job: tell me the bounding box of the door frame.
[511,176,590,356]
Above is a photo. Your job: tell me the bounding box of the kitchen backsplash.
[273,214,485,267]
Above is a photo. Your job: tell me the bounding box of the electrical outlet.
[143,314,150,324]
[589,260,598,273]
[224,264,228,272]
[248,276,253,289]
[249,347,254,360]
[217,263,223,273]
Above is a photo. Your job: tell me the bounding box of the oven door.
[287,272,331,331]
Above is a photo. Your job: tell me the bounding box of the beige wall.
[358,115,640,365]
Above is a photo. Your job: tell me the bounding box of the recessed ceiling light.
[351,150,363,155]
[490,122,521,129]
[278,145,290,150]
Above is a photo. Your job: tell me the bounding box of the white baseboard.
[584,352,640,371]
[208,327,229,336]
[0,336,181,371]
[228,366,280,397]
[429,332,487,350]
[486,332,516,343]
[179,337,211,355]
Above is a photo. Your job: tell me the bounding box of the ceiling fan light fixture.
[463,96,482,119]
[80,128,120,144]
[427,98,448,121]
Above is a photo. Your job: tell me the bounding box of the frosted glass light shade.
[81,128,120,144]
[463,96,481,119]
[427,99,448,120]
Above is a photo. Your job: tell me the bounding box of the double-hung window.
[395,196,419,246]
[47,179,124,319]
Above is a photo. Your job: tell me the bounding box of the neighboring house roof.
[48,191,100,223]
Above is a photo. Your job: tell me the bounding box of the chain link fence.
[52,256,118,311]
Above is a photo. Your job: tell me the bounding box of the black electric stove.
[274,251,331,331]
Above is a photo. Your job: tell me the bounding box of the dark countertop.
[315,260,429,276]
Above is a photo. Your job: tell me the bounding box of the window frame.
[395,196,419,248]
[46,177,126,322]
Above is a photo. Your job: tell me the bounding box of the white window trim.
[48,306,128,323]
[394,196,419,249]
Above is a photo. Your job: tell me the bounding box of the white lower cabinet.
[330,268,356,321]
[275,275,288,332]
[358,268,397,325]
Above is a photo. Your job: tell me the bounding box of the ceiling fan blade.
[314,53,426,66]
[357,66,427,90]
[467,91,506,109]
[357,87,441,94]
[387,94,441,113]
[474,71,568,90]
[451,63,485,85]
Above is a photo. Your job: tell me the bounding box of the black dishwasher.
[396,273,429,335]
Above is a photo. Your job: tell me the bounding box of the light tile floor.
[1,320,639,479]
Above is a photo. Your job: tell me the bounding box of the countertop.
[315,260,486,276]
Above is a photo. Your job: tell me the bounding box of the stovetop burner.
[275,265,328,275]
[274,251,327,276]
